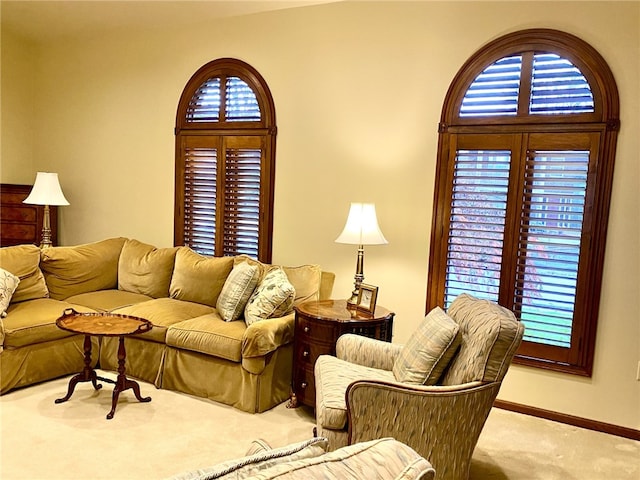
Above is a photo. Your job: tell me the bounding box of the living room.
[1,0,638,478]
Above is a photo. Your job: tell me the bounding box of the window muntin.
[430,29,620,376]
[175,58,276,262]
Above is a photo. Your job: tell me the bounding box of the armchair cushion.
[315,354,394,430]
[392,307,461,385]
[442,293,524,385]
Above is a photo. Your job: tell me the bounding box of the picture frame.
[356,283,378,314]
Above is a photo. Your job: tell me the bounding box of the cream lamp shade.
[23,172,69,248]
[335,203,387,308]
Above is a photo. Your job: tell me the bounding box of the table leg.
[55,335,102,404]
[106,336,151,420]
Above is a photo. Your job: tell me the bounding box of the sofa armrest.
[346,380,498,480]
[336,334,402,371]
[242,312,295,358]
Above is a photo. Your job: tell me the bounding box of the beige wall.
[1,1,639,430]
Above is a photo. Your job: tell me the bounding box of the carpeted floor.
[1,370,638,479]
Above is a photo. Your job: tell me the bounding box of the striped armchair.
[314,293,524,480]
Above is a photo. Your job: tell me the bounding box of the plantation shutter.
[444,148,511,306]
[222,136,263,258]
[181,136,219,256]
[175,58,276,262]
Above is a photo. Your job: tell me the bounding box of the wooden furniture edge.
[494,399,640,441]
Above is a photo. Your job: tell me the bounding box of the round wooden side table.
[288,299,394,408]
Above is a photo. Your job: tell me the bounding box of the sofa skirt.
[161,344,294,413]
[0,335,99,394]
[99,336,166,387]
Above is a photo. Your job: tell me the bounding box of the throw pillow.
[0,268,20,318]
[216,262,260,322]
[393,307,461,385]
[244,267,296,326]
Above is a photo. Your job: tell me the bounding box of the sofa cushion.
[216,262,260,322]
[65,289,153,312]
[392,307,461,385]
[40,237,126,300]
[442,293,524,385]
[169,248,234,307]
[244,267,295,326]
[3,298,95,348]
[234,256,322,305]
[282,264,321,305]
[113,298,215,343]
[0,268,20,317]
[0,244,49,303]
[247,438,435,480]
[169,437,328,480]
[118,239,178,298]
[314,354,395,430]
[167,313,245,362]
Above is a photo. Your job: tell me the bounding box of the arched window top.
[176,58,275,130]
[443,29,619,127]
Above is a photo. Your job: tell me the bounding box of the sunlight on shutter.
[225,77,261,122]
[530,53,594,115]
[184,147,217,256]
[460,56,522,117]
[186,77,221,122]
[515,150,588,347]
[223,148,261,258]
[445,150,511,307]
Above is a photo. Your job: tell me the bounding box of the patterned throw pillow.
[0,268,20,318]
[392,307,461,385]
[216,262,260,322]
[244,267,296,326]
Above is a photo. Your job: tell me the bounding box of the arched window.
[175,58,276,262]
[427,29,620,376]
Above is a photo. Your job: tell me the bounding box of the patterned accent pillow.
[0,268,20,318]
[244,267,295,326]
[393,307,461,385]
[216,262,260,322]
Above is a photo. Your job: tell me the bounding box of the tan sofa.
[170,437,435,480]
[0,238,334,413]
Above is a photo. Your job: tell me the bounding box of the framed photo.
[356,284,378,314]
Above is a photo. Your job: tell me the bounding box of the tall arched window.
[175,58,276,262]
[427,29,620,376]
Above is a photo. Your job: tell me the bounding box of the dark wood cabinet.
[0,184,57,247]
[289,299,394,409]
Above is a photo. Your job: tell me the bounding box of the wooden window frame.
[174,58,276,262]
[427,29,620,376]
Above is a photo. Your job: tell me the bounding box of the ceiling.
[1,0,341,43]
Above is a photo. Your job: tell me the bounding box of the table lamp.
[23,172,70,248]
[335,202,388,308]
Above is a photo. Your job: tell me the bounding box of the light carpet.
[1,370,638,479]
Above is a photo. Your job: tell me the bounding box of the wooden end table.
[55,308,153,419]
[288,299,394,408]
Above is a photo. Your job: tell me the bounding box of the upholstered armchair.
[314,293,524,480]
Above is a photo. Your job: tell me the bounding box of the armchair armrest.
[336,334,402,371]
[241,312,295,358]
[346,380,500,480]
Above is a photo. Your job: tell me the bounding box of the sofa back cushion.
[0,244,48,303]
[169,247,234,307]
[441,293,525,385]
[282,264,322,304]
[40,237,127,300]
[118,239,178,298]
